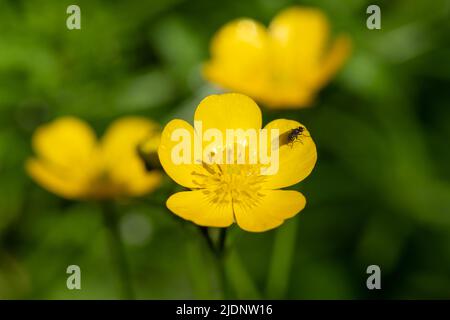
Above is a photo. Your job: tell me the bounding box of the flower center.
[191,162,266,209]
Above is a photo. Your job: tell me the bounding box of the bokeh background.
[1,0,450,299]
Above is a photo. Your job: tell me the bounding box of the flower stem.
[197,227,263,299]
[198,226,216,253]
[216,252,230,299]
[198,227,230,299]
[217,228,227,255]
[216,228,230,299]
[266,218,298,299]
[186,239,211,299]
[101,202,135,300]
[225,249,261,299]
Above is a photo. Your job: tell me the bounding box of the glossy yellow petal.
[28,117,101,199]
[269,7,329,82]
[203,6,351,109]
[32,116,98,170]
[208,19,268,66]
[158,119,202,188]
[203,19,269,97]
[193,94,263,164]
[262,86,315,109]
[102,117,159,153]
[118,170,162,197]
[261,119,317,189]
[101,116,161,197]
[26,159,88,199]
[194,93,262,133]
[313,35,352,88]
[167,190,234,227]
[139,133,161,155]
[234,190,305,232]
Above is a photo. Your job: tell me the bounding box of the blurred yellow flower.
[26,116,162,200]
[203,6,351,109]
[158,93,317,232]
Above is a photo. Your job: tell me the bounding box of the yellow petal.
[234,190,305,232]
[261,119,317,189]
[102,117,159,151]
[193,94,263,164]
[194,93,262,133]
[313,35,352,87]
[167,190,234,227]
[28,117,100,199]
[158,119,201,188]
[203,6,350,109]
[120,171,162,197]
[32,116,98,170]
[26,159,88,199]
[203,19,269,97]
[269,7,329,81]
[262,86,315,109]
[101,116,161,197]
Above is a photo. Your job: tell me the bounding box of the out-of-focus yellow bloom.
[158,93,317,232]
[203,6,351,109]
[26,116,162,200]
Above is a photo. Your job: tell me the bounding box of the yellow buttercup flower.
[203,6,351,109]
[158,93,317,232]
[26,116,162,200]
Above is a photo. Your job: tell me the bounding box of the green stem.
[225,250,261,299]
[216,252,230,299]
[101,202,135,300]
[198,227,230,299]
[266,218,298,299]
[198,226,216,253]
[217,228,227,256]
[185,238,211,299]
[216,228,230,299]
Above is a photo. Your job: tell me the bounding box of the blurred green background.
[1,0,450,299]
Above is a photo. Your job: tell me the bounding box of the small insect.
[286,126,309,147]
